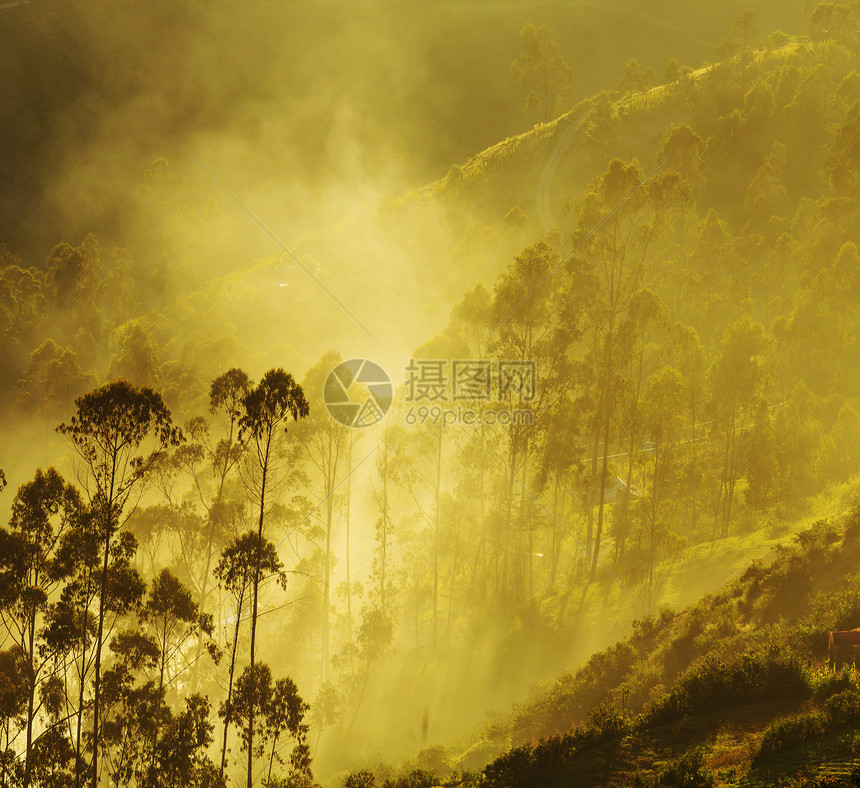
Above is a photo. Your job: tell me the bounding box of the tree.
[46,235,139,353]
[200,368,253,599]
[658,123,702,295]
[828,101,860,198]
[99,631,164,787]
[535,396,586,591]
[51,517,146,788]
[148,695,224,788]
[141,569,212,695]
[262,676,310,786]
[16,340,96,417]
[0,260,47,343]
[405,331,469,650]
[809,3,859,46]
[57,381,181,788]
[579,93,621,168]
[669,324,707,536]
[215,532,285,777]
[731,9,761,51]
[165,368,251,689]
[617,59,653,94]
[511,24,573,124]
[293,352,350,679]
[745,398,779,510]
[641,367,684,582]
[371,424,409,619]
[0,469,83,787]
[574,159,682,579]
[707,317,768,537]
[0,647,27,786]
[107,321,161,389]
[487,241,590,600]
[237,368,307,787]
[230,664,311,788]
[612,288,669,570]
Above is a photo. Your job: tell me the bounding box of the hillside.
[344,501,860,787]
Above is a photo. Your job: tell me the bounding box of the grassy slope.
[430,480,860,787]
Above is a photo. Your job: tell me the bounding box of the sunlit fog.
[1,1,860,786]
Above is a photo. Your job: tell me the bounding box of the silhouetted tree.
[238,368,308,788]
[57,381,181,788]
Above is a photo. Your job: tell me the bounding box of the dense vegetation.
[0,0,859,786]
[345,512,860,785]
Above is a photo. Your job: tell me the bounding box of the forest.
[1,0,860,786]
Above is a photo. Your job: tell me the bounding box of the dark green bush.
[586,702,627,739]
[483,744,535,788]
[656,747,714,787]
[483,732,585,788]
[647,647,809,725]
[824,688,860,724]
[345,771,376,788]
[758,712,825,758]
[396,769,436,788]
[812,666,855,701]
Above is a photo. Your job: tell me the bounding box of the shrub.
[656,747,714,787]
[345,771,376,788]
[758,712,825,758]
[647,647,809,725]
[396,769,435,788]
[510,642,636,743]
[824,688,860,724]
[483,733,581,788]
[483,744,534,788]
[586,702,627,739]
[844,507,860,544]
[810,665,855,701]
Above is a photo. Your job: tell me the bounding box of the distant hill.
[0,0,805,260]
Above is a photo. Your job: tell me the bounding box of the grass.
[423,494,860,787]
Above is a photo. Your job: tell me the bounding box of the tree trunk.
[433,420,442,653]
[23,597,36,788]
[221,588,245,774]
[345,433,353,640]
[91,530,111,788]
[247,431,271,788]
[590,405,612,582]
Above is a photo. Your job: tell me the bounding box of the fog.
[3,0,859,786]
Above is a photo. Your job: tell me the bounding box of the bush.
[345,771,376,788]
[656,747,714,787]
[483,733,581,788]
[586,702,627,739]
[810,665,855,701]
[483,744,535,788]
[396,769,435,788]
[647,647,809,725]
[758,712,825,758]
[842,507,860,544]
[824,688,860,724]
